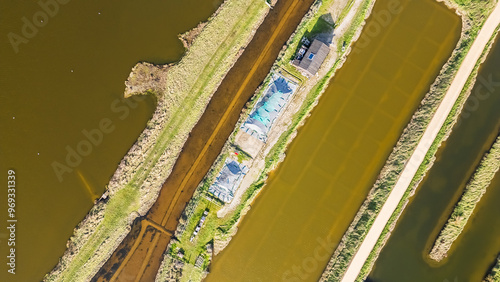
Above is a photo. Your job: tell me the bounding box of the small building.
[235,74,298,158]
[190,209,209,242]
[208,159,248,203]
[240,75,297,142]
[293,39,330,76]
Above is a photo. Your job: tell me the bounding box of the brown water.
[93,0,319,280]
[0,1,222,281]
[368,37,500,282]
[206,0,461,281]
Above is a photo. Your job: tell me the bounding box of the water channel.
[207,0,461,280]
[0,1,222,280]
[369,36,500,282]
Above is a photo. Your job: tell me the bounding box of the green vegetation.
[337,0,357,24]
[484,255,500,282]
[155,0,375,280]
[44,1,270,281]
[354,26,500,282]
[338,0,372,48]
[429,136,500,261]
[319,1,498,281]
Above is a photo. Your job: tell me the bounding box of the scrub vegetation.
[44,0,270,281]
[484,254,500,282]
[429,135,500,261]
[155,0,376,280]
[320,1,498,281]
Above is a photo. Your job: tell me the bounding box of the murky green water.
[369,37,500,282]
[207,0,460,281]
[0,0,221,280]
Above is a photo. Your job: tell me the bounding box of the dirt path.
[341,3,500,281]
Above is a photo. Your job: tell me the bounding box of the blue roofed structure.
[241,74,298,142]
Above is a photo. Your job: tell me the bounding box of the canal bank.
[429,135,500,262]
[43,0,270,281]
[0,0,224,281]
[149,0,463,280]
[322,1,499,280]
[368,34,500,282]
[91,0,321,280]
[155,0,380,280]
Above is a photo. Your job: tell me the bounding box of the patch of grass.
[337,0,357,24]
[176,199,218,264]
[429,135,500,261]
[339,0,371,48]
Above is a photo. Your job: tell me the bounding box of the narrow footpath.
[341,3,500,281]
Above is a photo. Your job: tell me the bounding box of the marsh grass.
[320,1,498,280]
[429,135,500,261]
[44,0,269,281]
[317,3,499,280]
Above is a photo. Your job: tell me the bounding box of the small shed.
[293,39,330,76]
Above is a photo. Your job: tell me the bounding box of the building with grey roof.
[208,159,248,203]
[293,39,330,76]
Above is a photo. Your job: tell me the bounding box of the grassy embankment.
[318,1,498,280]
[321,1,497,280]
[484,254,500,282]
[429,135,500,261]
[44,0,270,281]
[155,0,376,280]
[354,23,500,281]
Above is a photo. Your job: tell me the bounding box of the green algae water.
[0,0,222,280]
[206,0,460,281]
[368,37,500,282]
